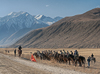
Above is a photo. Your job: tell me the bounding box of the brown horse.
[75,56,86,67]
[18,50,22,57]
[63,54,75,65]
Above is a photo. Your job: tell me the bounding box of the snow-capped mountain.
[34,15,62,25]
[0,11,62,47]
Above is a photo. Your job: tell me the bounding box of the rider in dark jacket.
[74,50,79,59]
[70,51,73,55]
[91,53,94,58]
[18,46,22,50]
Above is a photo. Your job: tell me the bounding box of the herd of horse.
[33,50,96,67]
[4,49,96,67]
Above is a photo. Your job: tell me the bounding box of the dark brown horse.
[18,50,22,57]
[33,52,50,60]
[63,54,75,65]
[33,52,39,59]
[75,56,86,67]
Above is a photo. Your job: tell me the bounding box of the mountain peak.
[8,12,16,16]
[7,11,30,17]
[35,15,45,20]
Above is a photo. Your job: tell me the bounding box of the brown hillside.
[10,8,100,48]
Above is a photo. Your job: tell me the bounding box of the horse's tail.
[82,57,86,64]
[83,57,86,67]
[84,58,86,63]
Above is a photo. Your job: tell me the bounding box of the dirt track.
[0,53,49,74]
[0,53,87,74]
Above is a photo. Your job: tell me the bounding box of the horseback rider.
[18,46,22,57]
[70,51,73,55]
[74,50,79,59]
[42,51,45,54]
[37,50,40,56]
[60,50,63,55]
[91,53,94,58]
[18,45,22,50]
[66,51,70,57]
[63,50,66,55]
[37,50,42,59]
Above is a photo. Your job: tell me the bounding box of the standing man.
[87,56,91,68]
[14,49,16,56]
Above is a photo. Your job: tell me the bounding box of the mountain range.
[0,11,62,47]
[10,8,100,48]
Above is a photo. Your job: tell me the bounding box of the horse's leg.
[83,61,85,67]
[91,59,93,63]
[69,60,71,65]
[70,58,74,65]
[83,59,85,67]
[19,54,20,57]
[75,60,77,67]
[72,59,75,65]
[63,58,66,63]
[79,59,82,67]
[94,58,96,63]
[66,58,68,64]
[68,58,70,65]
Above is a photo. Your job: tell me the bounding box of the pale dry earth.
[0,48,100,74]
[0,53,87,74]
[0,53,49,74]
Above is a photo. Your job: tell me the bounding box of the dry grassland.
[0,48,100,74]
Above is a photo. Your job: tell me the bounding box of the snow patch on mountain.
[26,14,28,16]
[46,22,54,25]
[8,12,13,15]
[35,15,43,20]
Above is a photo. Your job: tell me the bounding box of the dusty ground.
[0,48,100,74]
[0,53,49,74]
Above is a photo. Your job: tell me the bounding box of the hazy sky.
[0,0,100,18]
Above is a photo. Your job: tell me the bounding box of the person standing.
[87,56,91,68]
[14,49,16,56]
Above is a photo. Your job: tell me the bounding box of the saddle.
[74,55,79,60]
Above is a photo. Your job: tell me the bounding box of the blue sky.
[0,0,100,18]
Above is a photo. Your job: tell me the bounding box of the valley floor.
[0,48,100,74]
[0,53,87,74]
